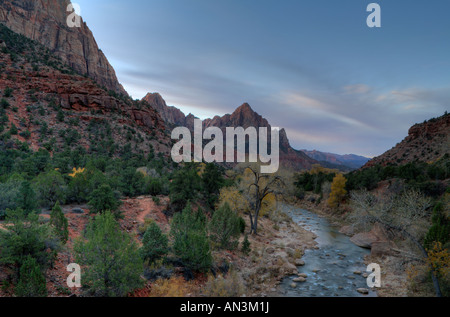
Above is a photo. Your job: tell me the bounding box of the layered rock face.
[0,0,127,95]
[0,23,170,155]
[364,113,450,167]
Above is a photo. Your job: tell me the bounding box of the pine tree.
[171,204,212,273]
[74,211,143,297]
[16,180,37,216]
[209,203,241,250]
[50,201,69,244]
[140,221,169,264]
[241,234,251,256]
[15,255,47,297]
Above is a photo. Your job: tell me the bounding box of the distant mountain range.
[142,93,373,171]
[300,150,371,171]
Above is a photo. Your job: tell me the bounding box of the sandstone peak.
[0,0,127,96]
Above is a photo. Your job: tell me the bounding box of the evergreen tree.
[171,204,212,273]
[50,201,69,244]
[73,211,143,297]
[169,163,202,212]
[15,255,47,297]
[88,184,121,215]
[0,208,60,276]
[209,203,241,250]
[16,180,37,216]
[241,234,251,256]
[424,202,450,250]
[202,163,224,209]
[140,221,169,264]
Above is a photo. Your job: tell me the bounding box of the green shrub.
[171,204,212,273]
[34,170,66,207]
[140,222,169,264]
[73,211,143,297]
[241,234,251,256]
[209,203,241,250]
[3,87,13,98]
[0,208,60,275]
[88,184,121,215]
[0,98,10,109]
[15,255,47,297]
[50,201,69,244]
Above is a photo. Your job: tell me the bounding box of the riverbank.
[292,193,410,297]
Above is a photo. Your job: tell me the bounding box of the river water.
[279,205,377,297]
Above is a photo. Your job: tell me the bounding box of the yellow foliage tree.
[327,173,347,209]
[68,167,85,178]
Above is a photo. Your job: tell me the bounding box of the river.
[279,205,377,297]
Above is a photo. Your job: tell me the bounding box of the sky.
[75,0,450,157]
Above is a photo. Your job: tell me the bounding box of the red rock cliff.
[0,0,127,95]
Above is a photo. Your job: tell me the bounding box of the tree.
[0,208,60,277]
[238,164,284,235]
[328,173,347,209]
[33,169,66,207]
[424,202,450,250]
[171,204,212,273]
[202,163,224,209]
[241,234,251,256]
[14,255,47,297]
[88,184,121,215]
[169,163,202,212]
[140,222,169,264]
[50,201,69,244]
[350,189,443,297]
[73,211,143,297]
[16,180,37,216]
[209,203,241,250]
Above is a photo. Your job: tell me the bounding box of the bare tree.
[350,189,442,297]
[238,164,284,235]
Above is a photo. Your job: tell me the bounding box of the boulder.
[293,277,306,283]
[295,259,305,266]
[357,288,369,295]
[350,223,390,249]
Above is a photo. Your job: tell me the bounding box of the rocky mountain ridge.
[364,112,450,168]
[0,0,127,95]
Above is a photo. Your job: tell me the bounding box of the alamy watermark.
[66,3,81,28]
[67,263,81,288]
[171,119,280,174]
[366,263,381,288]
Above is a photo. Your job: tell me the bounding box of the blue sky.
[75,0,449,157]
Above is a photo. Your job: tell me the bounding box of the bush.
[3,87,13,98]
[209,203,241,250]
[10,123,18,135]
[50,201,69,244]
[88,184,121,215]
[204,270,245,297]
[140,222,169,264]
[169,163,202,212]
[424,202,450,250]
[0,208,60,275]
[34,170,66,207]
[171,204,212,273]
[15,255,47,297]
[0,98,10,109]
[241,234,251,256]
[73,211,143,297]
